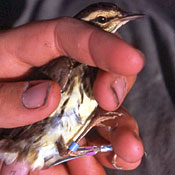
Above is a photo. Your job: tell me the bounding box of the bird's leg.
[93,107,125,131]
[75,107,125,144]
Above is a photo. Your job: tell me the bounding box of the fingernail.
[137,49,145,58]
[111,76,126,106]
[133,130,141,140]
[22,82,50,109]
[112,154,123,170]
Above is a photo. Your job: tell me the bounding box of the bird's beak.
[107,14,144,33]
[119,14,144,22]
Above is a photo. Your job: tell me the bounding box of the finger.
[93,70,136,111]
[1,161,29,175]
[96,151,142,170]
[88,130,143,170]
[86,131,142,171]
[67,156,106,175]
[31,164,69,175]
[0,17,144,78]
[87,133,142,170]
[56,18,144,74]
[113,154,142,170]
[111,127,143,162]
[97,107,144,162]
[87,107,144,169]
[0,80,60,128]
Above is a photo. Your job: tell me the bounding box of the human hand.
[0,17,144,174]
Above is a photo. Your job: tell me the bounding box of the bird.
[0,2,143,170]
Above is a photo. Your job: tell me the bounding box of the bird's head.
[75,2,143,33]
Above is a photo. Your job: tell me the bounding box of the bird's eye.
[96,16,107,23]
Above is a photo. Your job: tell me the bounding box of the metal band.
[69,142,79,152]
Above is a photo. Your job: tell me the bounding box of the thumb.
[0,80,60,128]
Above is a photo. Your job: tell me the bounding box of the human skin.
[0,17,144,174]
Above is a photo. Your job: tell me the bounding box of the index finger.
[0,17,144,78]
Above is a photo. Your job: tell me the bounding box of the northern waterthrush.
[0,2,142,170]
